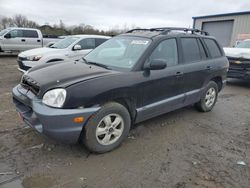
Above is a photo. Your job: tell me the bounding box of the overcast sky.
[0,0,250,30]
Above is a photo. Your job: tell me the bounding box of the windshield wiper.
[82,57,111,70]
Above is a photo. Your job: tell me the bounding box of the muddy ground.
[0,56,249,188]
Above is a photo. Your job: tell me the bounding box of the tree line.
[0,14,137,36]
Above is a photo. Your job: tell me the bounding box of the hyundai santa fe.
[12,27,229,153]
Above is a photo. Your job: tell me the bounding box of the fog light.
[73,117,84,123]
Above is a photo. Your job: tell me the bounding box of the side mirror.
[144,59,167,70]
[4,33,11,39]
[73,44,82,51]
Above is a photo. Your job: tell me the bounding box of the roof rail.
[126,27,209,36]
[126,29,151,33]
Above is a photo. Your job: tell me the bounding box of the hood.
[223,47,250,59]
[19,47,65,58]
[25,61,116,97]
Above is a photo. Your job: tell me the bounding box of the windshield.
[84,36,151,69]
[0,28,11,36]
[235,40,250,48]
[50,36,79,49]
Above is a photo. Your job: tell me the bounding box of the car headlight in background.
[27,55,42,61]
[42,88,66,108]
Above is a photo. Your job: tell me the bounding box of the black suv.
[12,28,229,153]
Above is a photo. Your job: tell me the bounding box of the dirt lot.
[0,56,249,188]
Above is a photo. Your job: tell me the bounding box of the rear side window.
[23,30,38,38]
[197,39,207,59]
[181,38,201,63]
[204,39,222,58]
[95,38,108,47]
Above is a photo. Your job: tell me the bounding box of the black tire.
[82,102,131,153]
[195,81,218,112]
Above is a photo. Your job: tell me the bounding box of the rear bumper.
[12,85,100,144]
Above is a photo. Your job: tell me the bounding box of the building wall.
[193,14,250,46]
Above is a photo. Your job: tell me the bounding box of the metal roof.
[192,11,250,19]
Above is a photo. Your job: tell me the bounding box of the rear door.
[22,30,41,50]
[179,37,212,104]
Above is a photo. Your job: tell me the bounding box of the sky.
[0,0,250,30]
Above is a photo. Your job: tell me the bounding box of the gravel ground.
[0,56,249,188]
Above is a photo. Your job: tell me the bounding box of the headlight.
[42,88,66,108]
[27,55,42,61]
[33,55,42,61]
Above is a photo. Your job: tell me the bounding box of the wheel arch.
[211,76,223,91]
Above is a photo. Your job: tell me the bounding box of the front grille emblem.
[234,61,242,64]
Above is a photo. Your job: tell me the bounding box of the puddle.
[22,175,56,188]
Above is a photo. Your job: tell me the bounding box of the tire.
[82,102,131,153]
[195,81,218,112]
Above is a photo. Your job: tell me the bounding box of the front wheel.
[82,102,131,153]
[195,81,218,112]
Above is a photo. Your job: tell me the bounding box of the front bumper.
[227,69,250,80]
[17,57,32,72]
[12,85,100,144]
[227,58,250,80]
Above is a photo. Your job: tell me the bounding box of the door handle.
[37,39,41,42]
[21,39,26,42]
[175,71,184,77]
[206,66,212,70]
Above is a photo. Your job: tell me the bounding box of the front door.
[136,38,185,122]
[2,29,24,51]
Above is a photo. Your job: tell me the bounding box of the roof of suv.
[120,27,210,39]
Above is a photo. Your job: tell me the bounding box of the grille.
[17,56,28,61]
[21,75,40,95]
[17,56,31,71]
[228,57,250,71]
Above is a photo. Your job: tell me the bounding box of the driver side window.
[9,30,23,38]
[76,38,95,50]
[149,38,178,67]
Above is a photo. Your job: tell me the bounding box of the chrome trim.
[137,89,201,112]
[18,68,27,74]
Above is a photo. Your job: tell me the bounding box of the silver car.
[17,35,111,73]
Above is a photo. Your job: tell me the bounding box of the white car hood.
[19,47,65,57]
[223,47,250,59]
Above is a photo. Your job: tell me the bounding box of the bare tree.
[13,14,28,27]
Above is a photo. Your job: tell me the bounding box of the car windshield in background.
[0,28,11,36]
[235,41,250,48]
[84,37,151,69]
[50,37,79,49]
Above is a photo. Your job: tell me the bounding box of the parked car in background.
[12,27,228,153]
[17,35,111,72]
[0,27,62,52]
[224,39,250,80]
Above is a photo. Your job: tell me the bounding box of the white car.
[17,35,111,73]
[224,39,250,59]
[0,27,61,52]
[223,39,250,80]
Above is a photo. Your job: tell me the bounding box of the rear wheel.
[195,81,218,112]
[82,102,131,153]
